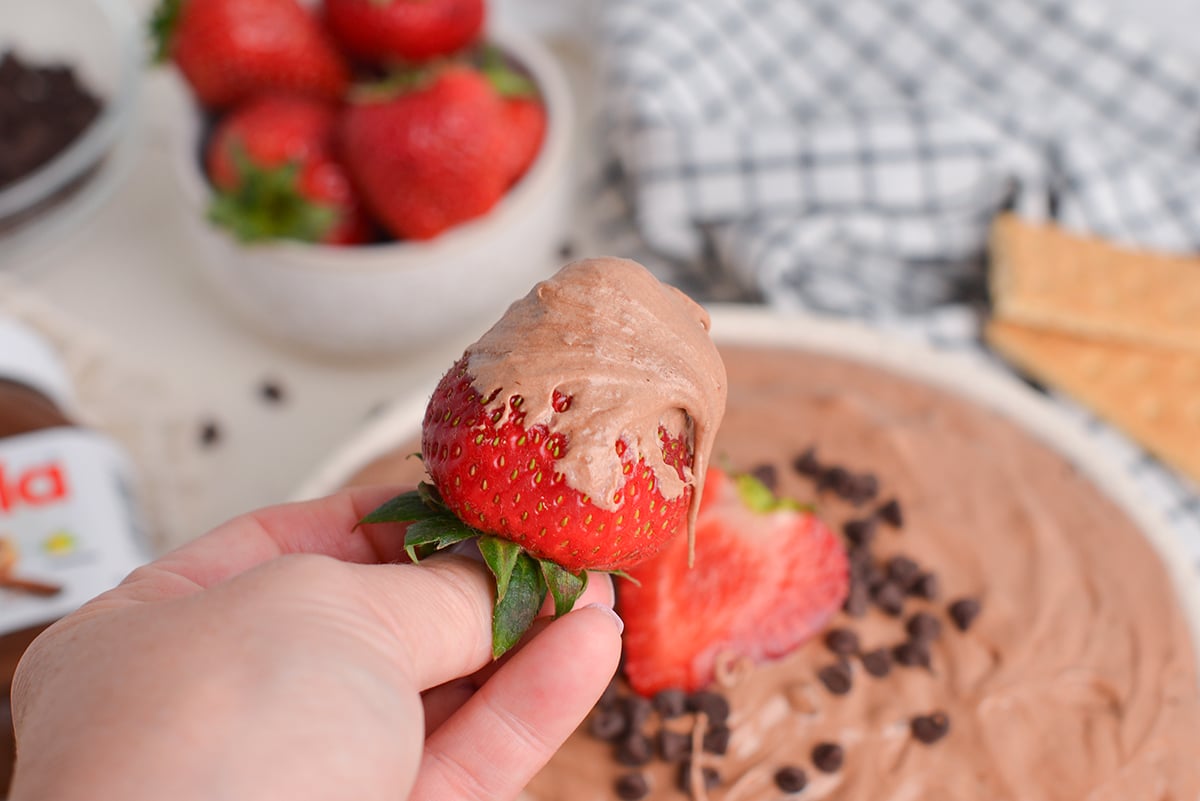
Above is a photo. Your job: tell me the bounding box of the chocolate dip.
[457,258,727,551]
[515,345,1200,800]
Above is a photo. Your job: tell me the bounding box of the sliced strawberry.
[619,467,849,696]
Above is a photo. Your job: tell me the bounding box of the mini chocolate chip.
[843,518,877,547]
[750,463,779,492]
[851,553,884,587]
[792,447,821,476]
[906,612,942,642]
[657,729,691,763]
[616,733,653,766]
[911,711,951,744]
[817,661,853,695]
[259,379,286,404]
[885,555,920,589]
[893,639,932,669]
[910,571,941,600]
[812,742,844,773]
[774,765,808,793]
[876,498,903,528]
[846,473,879,506]
[861,647,893,677]
[871,581,906,616]
[557,240,576,260]
[588,707,627,740]
[652,688,687,719]
[949,598,982,631]
[817,466,851,496]
[686,691,730,726]
[622,696,653,732]
[843,582,870,618]
[615,772,649,800]
[703,724,732,755]
[677,761,721,793]
[824,627,860,656]
[199,420,222,447]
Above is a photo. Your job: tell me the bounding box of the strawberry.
[152,0,349,109]
[419,357,696,574]
[323,0,485,63]
[339,66,511,240]
[499,96,546,187]
[619,467,849,696]
[206,96,373,245]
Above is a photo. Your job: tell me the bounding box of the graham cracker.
[990,215,1200,352]
[985,319,1200,486]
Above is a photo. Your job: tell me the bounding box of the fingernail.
[582,602,624,635]
[446,540,486,563]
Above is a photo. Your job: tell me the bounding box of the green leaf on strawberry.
[149,0,183,63]
[208,148,339,245]
[362,484,593,657]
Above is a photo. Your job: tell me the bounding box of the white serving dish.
[168,26,574,359]
[292,306,1200,658]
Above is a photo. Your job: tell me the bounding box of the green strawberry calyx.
[480,46,538,99]
[733,472,814,514]
[149,0,183,64]
[360,482,600,658]
[207,146,338,244]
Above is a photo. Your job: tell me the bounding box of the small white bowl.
[0,0,142,267]
[170,27,575,360]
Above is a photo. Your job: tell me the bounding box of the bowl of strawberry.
[156,0,572,358]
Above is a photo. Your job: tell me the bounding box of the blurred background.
[1,0,1198,552]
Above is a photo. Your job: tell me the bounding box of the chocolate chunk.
[588,707,627,741]
[845,473,879,506]
[622,695,653,732]
[616,733,653,766]
[876,498,904,528]
[703,724,732,755]
[893,639,932,669]
[870,580,906,617]
[657,729,690,763]
[817,661,853,695]
[615,772,649,800]
[949,598,982,631]
[259,379,286,404]
[199,419,222,447]
[861,647,893,677]
[774,765,808,793]
[811,742,844,773]
[905,612,942,642]
[824,627,860,656]
[652,688,687,719]
[885,555,920,589]
[910,571,941,600]
[792,447,821,477]
[843,517,877,547]
[677,761,720,793]
[750,462,779,492]
[598,678,620,709]
[686,691,729,726]
[911,711,951,744]
[843,582,870,618]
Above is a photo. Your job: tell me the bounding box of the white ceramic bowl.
[0,0,142,268]
[293,306,1200,662]
[170,27,575,360]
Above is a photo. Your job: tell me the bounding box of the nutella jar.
[0,317,150,793]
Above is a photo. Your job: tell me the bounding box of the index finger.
[117,485,415,599]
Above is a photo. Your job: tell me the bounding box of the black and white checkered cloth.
[573,0,1200,570]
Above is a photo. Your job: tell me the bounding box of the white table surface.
[7,0,1198,545]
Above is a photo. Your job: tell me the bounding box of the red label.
[0,462,68,513]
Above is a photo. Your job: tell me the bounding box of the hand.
[8,486,622,801]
